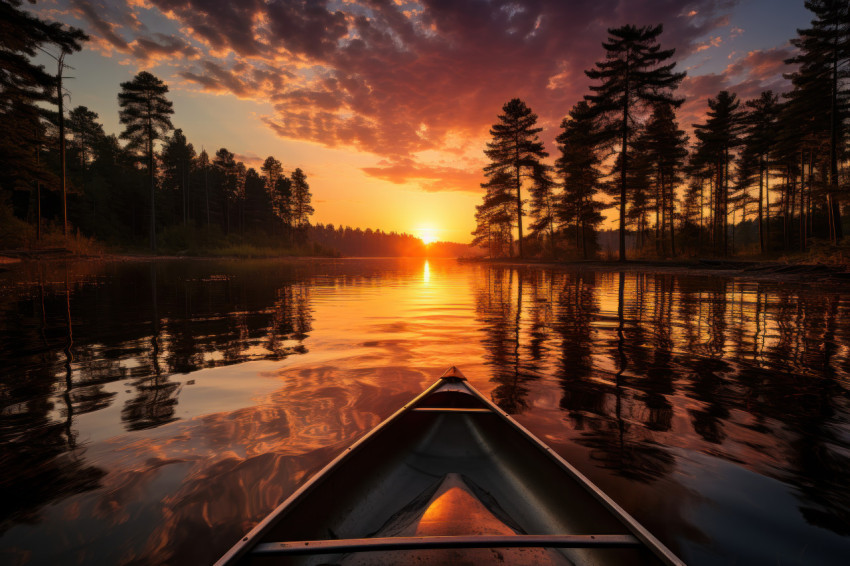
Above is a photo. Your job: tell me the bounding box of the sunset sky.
[30,0,809,243]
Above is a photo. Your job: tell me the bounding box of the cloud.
[678,46,792,131]
[128,33,200,62]
[361,158,483,192]
[178,61,287,98]
[723,46,793,83]
[695,35,723,52]
[59,0,800,192]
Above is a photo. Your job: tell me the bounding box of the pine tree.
[639,102,688,256]
[473,170,514,258]
[692,90,746,256]
[741,91,780,253]
[160,129,195,226]
[118,71,174,251]
[585,24,684,261]
[243,167,274,233]
[527,163,557,256]
[555,100,605,259]
[196,149,211,228]
[290,168,314,236]
[261,156,287,229]
[67,106,105,170]
[786,0,850,242]
[213,147,238,233]
[0,0,85,236]
[482,98,549,259]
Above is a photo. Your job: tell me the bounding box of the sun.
[416,226,439,245]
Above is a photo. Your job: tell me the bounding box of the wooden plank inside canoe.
[252,534,643,555]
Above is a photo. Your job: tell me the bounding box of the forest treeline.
[473,1,850,261]
[307,224,473,257]
[0,1,440,258]
[0,1,321,254]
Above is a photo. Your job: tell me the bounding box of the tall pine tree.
[555,100,605,259]
[118,71,174,251]
[585,24,684,261]
[639,102,688,256]
[741,91,780,253]
[786,0,850,242]
[692,90,746,256]
[482,98,548,259]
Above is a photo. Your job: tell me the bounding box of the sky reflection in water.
[0,258,848,565]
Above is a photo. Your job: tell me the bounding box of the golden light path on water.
[0,258,849,566]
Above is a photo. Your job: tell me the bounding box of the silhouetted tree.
[0,0,85,236]
[213,147,238,233]
[243,167,275,233]
[692,90,745,255]
[482,98,549,258]
[474,169,515,257]
[290,168,313,229]
[160,129,195,226]
[585,24,684,261]
[741,91,780,253]
[786,0,850,242]
[639,102,688,256]
[555,100,605,258]
[118,71,174,251]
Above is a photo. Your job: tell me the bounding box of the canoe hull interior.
[232,382,669,565]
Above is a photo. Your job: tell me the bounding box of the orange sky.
[34,0,808,243]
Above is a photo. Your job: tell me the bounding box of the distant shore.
[3,249,849,284]
[459,256,850,283]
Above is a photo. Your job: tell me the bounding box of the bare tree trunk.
[758,158,764,253]
[765,164,771,251]
[669,178,676,257]
[57,56,68,239]
[829,48,843,241]
[800,151,806,252]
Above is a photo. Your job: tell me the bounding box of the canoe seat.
[411,408,492,413]
[251,534,642,555]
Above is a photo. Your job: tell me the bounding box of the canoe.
[215,367,685,566]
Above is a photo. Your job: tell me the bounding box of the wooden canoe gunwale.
[213,369,459,566]
[214,366,685,566]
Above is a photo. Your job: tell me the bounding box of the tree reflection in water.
[0,260,314,536]
[473,267,850,535]
[1,260,849,565]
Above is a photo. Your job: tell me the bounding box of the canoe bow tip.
[440,366,467,382]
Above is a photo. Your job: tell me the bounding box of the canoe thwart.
[251,534,642,556]
[411,408,492,413]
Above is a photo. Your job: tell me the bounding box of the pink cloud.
[362,158,483,192]
[61,0,799,191]
[678,47,792,133]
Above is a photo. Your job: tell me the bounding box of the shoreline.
[2,250,849,284]
[462,257,850,284]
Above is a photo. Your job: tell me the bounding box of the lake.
[1,258,848,565]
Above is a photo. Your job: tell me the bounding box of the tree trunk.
[758,158,764,253]
[800,150,806,252]
[765,164,771,251]
[619,93,629,262]
[148,118,156,252]
[723,147,729,256]
[655,168,661,256]
[515,140,524,259]
[57,61,67,238]
[669,178,676,257]
[830,47,843,241]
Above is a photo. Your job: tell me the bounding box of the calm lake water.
[1,258,848,565]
